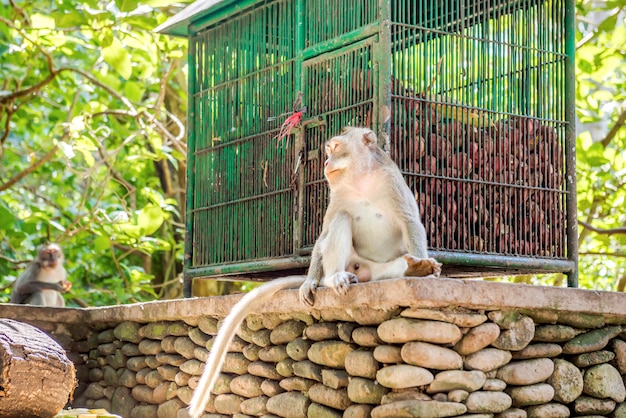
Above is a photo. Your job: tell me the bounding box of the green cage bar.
[156,0,577,297]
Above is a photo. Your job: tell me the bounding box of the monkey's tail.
[188,275,306,418]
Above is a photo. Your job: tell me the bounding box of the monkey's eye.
[325,140,340,154]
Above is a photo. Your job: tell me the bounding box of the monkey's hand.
[298,278,318,306]
[325,272,358,296]
[403,255,442,277]
[60,280,72,292]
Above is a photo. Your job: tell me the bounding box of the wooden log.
[0,318,76,417]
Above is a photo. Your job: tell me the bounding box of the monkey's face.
[324,127,378,184]
[324,137,350,183]
[38,244,64,268]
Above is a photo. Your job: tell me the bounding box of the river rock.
[583,363,626,402]
[345,350,378,379]
[483,378,507,391]
[321,369,349,389]
[614,339,626,374]
[258,345,289,363]
[279,376,315,392]
[308,383,351,410]
[381,390,431,404]
[376,365,434,389]
[401,342,463,370]
[547,359,583,403]
[573,350,616,367]
[114,321,143,344]
[465,391,512,413]
[251,329,272,347]
[533,324,578,342]
[496,358,554,385]
[401,307,487,327]
[304,323,339,341]
[562,326,622,354]
[240,396,268,416]
[197,316,218,335]
[464,348,512,372]
[229,374,264,398]
[495,407,527,418]
[526,403,571,418]
[352,327,383,347]
[344,404,374,418]
[292,360,322,382]
[557,312,605,329]
[247,361,281,380]
[427,370,486,393]
[373,345,403,364]
[448,390,469,403]
[308,341,354,369]
[213,394,244,415]
[337,322,358,343]
[506,383,554,407]
[348,377,389,404]
[261,379,283,397]
[222,353,249,375]
[574,396,617,415]
[378,318,461,344]
[511,343,562,359]
[276,358,294,377]
[266,392,310,417]
[308,403,342,418]
[270,320,306,345]
[286,337,311,361]
[371,400,467,417]
[454,323,500,355]
[492,316,535,351]
[243,344,261,362]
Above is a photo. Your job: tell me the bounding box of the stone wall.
[2,277,626,418]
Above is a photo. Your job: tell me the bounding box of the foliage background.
[0,0,625,306]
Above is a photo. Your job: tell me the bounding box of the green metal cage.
[156,0,577,297]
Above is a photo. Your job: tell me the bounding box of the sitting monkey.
[188,127,441,417]
[11,243,71,307]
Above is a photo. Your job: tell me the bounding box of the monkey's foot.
[325,272,358,296]
[299,278,319,306]
[403,256,442,277]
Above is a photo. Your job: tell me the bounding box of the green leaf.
[116,0,139,12]
[102,38,132,79]
[31,14,55,29]
[94,236,111,251]
[137,204,164,235]
[144,0,182,6]
[0,201,15,230]
[53,10,88,28]
[124,81,144,102]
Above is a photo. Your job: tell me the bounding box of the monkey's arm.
[189,276,306,418]
[16,281,70,295]
[393,172,429,258]
[299,209,358,306]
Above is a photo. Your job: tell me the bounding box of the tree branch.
[600,104,626,148]
[578,220,626,235]
[0,144,59,192]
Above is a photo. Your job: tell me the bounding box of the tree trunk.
[0,319,76,417]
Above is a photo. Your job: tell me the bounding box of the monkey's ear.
[362,129,377,146]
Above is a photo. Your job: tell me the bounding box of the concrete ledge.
[1,277,625,325]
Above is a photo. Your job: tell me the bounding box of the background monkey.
[10,243,71,307]
[188,127,441,417]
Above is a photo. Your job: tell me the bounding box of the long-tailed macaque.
[10,243,71,307]
[188,127,441,417]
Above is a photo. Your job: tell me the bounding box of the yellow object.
[54,408,121,418]
[435,102,490,127]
